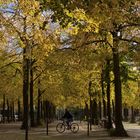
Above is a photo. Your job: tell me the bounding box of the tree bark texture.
[101,70,107,118]
[30,65,35,127]
[37,79,41,125]
[106,60,113,129]
[112,36,128,136]
[2,94,6,123]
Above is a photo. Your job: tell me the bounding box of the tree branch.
[0,61,22,70]
[118,23,140,31]
[119,38,140,45]
[85,39,106,46]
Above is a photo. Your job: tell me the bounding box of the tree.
[42,0,140,136]
[0,1,59,140]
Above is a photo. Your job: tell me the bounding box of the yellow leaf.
[107,32,113,46]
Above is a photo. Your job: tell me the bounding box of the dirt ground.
[0,121,140,140]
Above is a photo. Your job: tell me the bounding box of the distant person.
[62,109,73,129]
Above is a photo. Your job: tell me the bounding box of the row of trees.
[0,0,139,138]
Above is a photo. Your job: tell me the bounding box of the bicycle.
[56,119,79,133]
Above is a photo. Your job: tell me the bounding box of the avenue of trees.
[0,0,140,138]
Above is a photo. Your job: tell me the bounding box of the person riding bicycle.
[62,109,73,129]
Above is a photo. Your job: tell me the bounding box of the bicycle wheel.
[70,123,79,133]
[56,123,65,133]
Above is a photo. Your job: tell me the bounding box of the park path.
[0,121,140,140]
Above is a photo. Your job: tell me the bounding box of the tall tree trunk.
[112,35,128,136]
[10,105,12,122]
[45,100,49,135]
[98,100,102,120]
[37,79,41,125]
[18,98,21,121]
[103,99,107,118]
[137,80,140,124]
[7,99,10,123]
[106,59,112,129]
[85,103,90,136]
[123,107,128,121]
[21,47,29,133]
[92,99,98,125]
[130,106,135,123]
[30,65,35,127]
[89,98,92,130]
[20,17,29,140]
[2,94,6,123]
[101,70,107,118]
[40,101,43,119]
[23,54,29,140]
[88,81,92,129]
[112,100,115,119]
[11,101,15,122]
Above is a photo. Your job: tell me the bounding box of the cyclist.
[62,109,73,129]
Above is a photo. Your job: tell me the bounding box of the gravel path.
[0,121,140,140]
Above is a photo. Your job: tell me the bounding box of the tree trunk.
[30,65,35,127]
[130,106,135,123]
[106,59,113,129]
[123,108,128,121]
[37,79,41,125]
[18,99,21,121]
[98,101,102,120]
[88,81,92,129]
[85,103,90,136]
[103,99,107,118]
[101,70,107,118]
[92,99,98,125]
[40,101,43,119]
[7,99,10,123]
[137,80,140,125]
[20,17,29,140]
[10,105,12,122]
[112,100,115,119]
[2,94,6,123]
[21,47,29,134]
[45,100,49,135]
[112,36,128,136]
[11,101,15,122]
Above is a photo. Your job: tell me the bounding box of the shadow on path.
[0,121,140,140]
